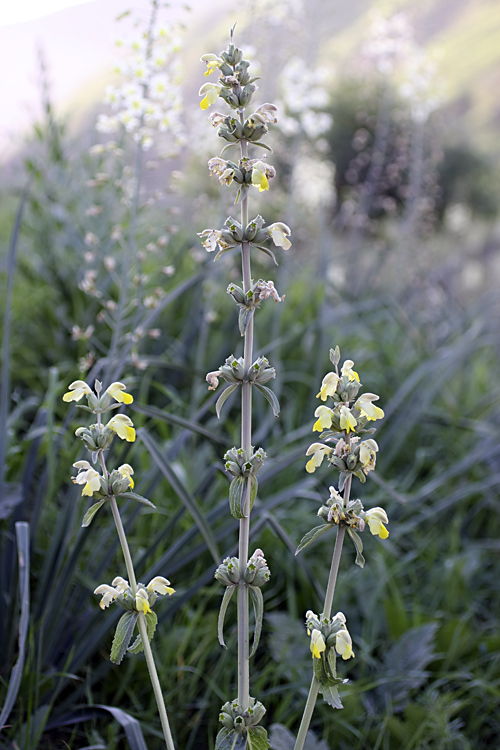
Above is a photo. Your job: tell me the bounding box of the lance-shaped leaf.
[253,383,280,417]
[215,727,247,750]
[250,141,272,153]
[295,523,332,555]
[218,584,237,648]
[229,475,257,519]
[81,499,107,528]
[119,491,156,509]
[319,684,344,710]
[249,585,264,657]
[128,611,158,654]
[239,307,255,337]
[250,244,278,266]
[247,727,270,750]
[347,528,365,568]
[216,383,240,419]
[110,611,138,665]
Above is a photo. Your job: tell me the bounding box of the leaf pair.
[218,584,264,658]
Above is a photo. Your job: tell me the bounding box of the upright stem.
[109,495,138,594]
[138,613,176,750]
[294,476,352,750]
[238,130,252,711]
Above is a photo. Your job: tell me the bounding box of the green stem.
[294,476,352,750]
[138,612,176,750]
[238,127,252,711]
[109,495,138,594]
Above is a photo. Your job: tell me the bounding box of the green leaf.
[128,611,158,654]
[229,475,257,519]
[319,684,344,709]
[215,727,247,750]
[0,523,30,729]
[119,491,156,509]
[218,585,237,648]
[253,383,280,417]
[250,244,278,265]
[247,726,270,750]
[239,307,254,336]
[249,585,264,657]
[216,383,240,419]
[295,524,332,555]
[110,612,138,665]
[220,142,238,155]
[250,141,273,153]
[347,528,365,568]
[81,500,107,527]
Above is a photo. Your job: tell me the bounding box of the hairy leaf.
[295,524,332,555]
[215,727,247,750]
[110,611,138,665]
[249,585,264,657]
[347,528,365,568]
[247,726,270,750]
[218,585,237,648]
[253,383,280,417]
[216,383,240,419]
[119,491,156,508]
[128,611,158,654]
[81,500,107,528]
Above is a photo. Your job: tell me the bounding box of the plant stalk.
[138,612,176,750]
[294,475,352,750]
[238,124,251,711]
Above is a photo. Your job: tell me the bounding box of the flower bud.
[244,549,270,586]
[215,556,240,586]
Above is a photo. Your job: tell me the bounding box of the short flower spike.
[107,414,136,442]
[106,382,133,404]
[63,380,92,402]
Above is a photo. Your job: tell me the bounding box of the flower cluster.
[94,575,174,614]
[306,610,354,661]
[224,447,267,480]
[305,350,384,486]
[215,549,270,588]
[218,696,266,734]
[95,23,184,151]
[206,355,276,389]
[198,214,291,263]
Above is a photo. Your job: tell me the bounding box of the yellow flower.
[107,414,136,442]
[135,588,152,614]
[147,576,175,596]
[105,382,133,404]
[111,576,130,592]
[198,81,221,110]
[267,222,292,250]
[355,393,384,421]
[341,360,359,382]
[364,507,389,539]
[63,380,92,402]
[310,628,326,659]
[359,439,378,473]
[313,405,334,432]
[118,463,134,489]
[305,443,332,473]
[316,372,340,401]
[251,161,270,192]
[335,628,355,660]
[94,584,121,609]
[200,53,222,76]
[339,405,357,433]
[72,461,101,496]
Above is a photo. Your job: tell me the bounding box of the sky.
[0,0,93,27]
